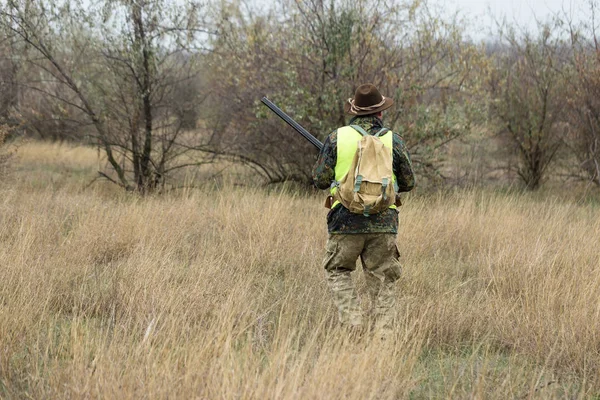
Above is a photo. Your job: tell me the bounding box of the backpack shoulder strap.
[350,125,389,138]
[374,128,389,137]
[349,125,370,137]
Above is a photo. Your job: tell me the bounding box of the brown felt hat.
[344,83,394,116]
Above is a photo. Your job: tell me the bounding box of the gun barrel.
[261,97,323,151]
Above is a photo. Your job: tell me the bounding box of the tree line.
[0,0,599,191]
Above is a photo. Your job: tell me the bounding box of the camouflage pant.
[322,233,402,329]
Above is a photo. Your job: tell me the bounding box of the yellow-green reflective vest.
[330,126,397,209]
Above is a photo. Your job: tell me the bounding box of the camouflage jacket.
[312,115,415,234]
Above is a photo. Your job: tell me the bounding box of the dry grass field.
[2,142,600,399]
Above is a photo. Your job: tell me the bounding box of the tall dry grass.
[1,142,600,398]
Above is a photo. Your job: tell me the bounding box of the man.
[312,83,415,334]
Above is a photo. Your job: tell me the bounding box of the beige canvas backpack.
[334,125,395,216]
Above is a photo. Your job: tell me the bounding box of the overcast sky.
[433,0,589,39]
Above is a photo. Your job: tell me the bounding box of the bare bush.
[562,3,600,185]
[1,0,211,192]
[0,124,15,180]
[205,0,483,186]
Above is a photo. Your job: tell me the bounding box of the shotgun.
[261,97,323,151]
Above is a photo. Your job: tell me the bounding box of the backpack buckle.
[363,205,371,217]
[354,175,363,192]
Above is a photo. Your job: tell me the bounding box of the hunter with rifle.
[262,84,415,337]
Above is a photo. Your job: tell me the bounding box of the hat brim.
[344,97,394,116]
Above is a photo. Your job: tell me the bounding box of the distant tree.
[0,35,18,128]
[562,2,600,185]
[0,0,210,192]
[488,25,567,190]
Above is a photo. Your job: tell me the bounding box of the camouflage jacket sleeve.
[312,130,337,190]
[393,133,415,192]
